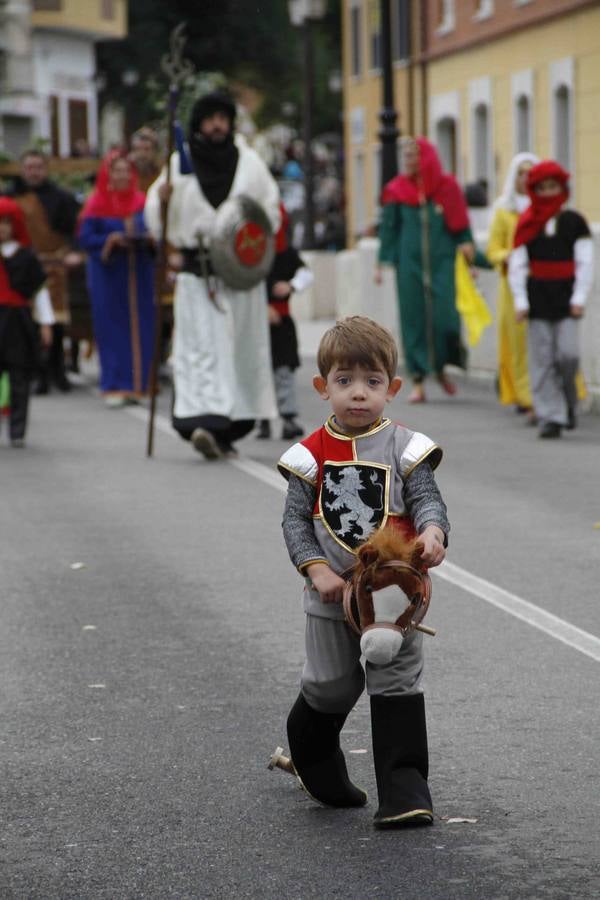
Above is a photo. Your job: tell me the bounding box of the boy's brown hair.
[317,316,398,382]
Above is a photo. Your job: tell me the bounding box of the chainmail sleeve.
[282,474,328,572]
[402,461,450,546]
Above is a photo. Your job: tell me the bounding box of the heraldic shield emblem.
[209,194,275,291]
[320,462,389,552]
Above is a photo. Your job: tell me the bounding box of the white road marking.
[433,562,600,663]
[129,407,600,663]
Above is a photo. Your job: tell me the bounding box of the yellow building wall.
[427,4,600,221]
[342,1,412,244]
[32,0,127,39]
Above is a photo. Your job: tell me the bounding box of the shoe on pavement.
[216,441,238,459]
[281,418,304,439]
[408,387,426,404]
[10,437,25,448]
[34,381,49,396]
[566,407,577,430]
[539,422,562,439]
[54,375,72,393]
[256,419,271,439]
[191,427,224,460]
[437,376,457,396]
[104,394,126,408]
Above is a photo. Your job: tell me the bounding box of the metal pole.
[379,0,399,190]
[303,18,316,248]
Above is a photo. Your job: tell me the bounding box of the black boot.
[370,693,433,828]
[256,419,271,439]
[49,325,71,392]
[281,416,303,439]
[286,693,367,808]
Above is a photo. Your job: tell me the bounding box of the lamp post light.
[378,0,399,191]
[288,0,327,249]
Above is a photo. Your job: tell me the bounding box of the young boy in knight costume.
[278,317,449,828]
[508,161,594,439]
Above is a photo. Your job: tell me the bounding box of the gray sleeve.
[402,461,450,546]
[282,474,327,571]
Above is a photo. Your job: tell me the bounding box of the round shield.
[209,194,275,291]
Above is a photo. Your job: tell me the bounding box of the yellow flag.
[455,253,493,347]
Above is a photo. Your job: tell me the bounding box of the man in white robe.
[145,91,279,458]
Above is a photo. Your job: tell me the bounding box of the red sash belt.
[529,260,575,280]
[271,300,290,317]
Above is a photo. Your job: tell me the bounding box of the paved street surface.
[1,327,599,900]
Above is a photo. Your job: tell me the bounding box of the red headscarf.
[0,197,31,245]
[80,150,146,220]
[513,160,569,248]
[0,197,33,306]
[381,137,470,233]
[275,203,290,253]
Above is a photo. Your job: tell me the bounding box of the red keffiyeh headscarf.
[0,197,31,245]
[513,160,569,248]
[381,137,470,233]
[80,150,146,220]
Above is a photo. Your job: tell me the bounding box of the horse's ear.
[358,543,379,567]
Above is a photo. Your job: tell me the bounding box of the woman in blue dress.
[79,151,155,406]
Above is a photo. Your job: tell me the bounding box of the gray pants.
[274,365,298,418]
[301,614,424,715]
[528,318,579,427]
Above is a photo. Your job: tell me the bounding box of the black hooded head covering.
[188,91,239,208]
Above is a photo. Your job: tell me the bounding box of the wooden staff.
[146,23,193,458]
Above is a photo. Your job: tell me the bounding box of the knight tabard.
[278,416,442,620]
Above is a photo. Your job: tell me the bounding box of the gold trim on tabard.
[324,416,392,441]
[277,461,318,486]
[318,459,391,554]
[402,444,442,478]
[297,558,329,574]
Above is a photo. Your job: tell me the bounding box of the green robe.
[378,200,473,378]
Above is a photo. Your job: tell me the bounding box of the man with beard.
[9,149,81,393]
[145,90,279,458]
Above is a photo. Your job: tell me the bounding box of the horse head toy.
[343,527,436,665]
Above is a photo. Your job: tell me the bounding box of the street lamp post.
[288,0,327,249]
[379,0,399,190]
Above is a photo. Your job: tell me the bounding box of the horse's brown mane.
[356,526,424,569]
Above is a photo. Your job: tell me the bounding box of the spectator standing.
[9,149,81,394]
[0,198,54,446]
[508,161,594,438]
[487,153,538,414]
[78,151,155,407]
[377,138,475,403]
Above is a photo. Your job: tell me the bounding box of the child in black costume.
[0,198,54,446]
[257,204,314,441]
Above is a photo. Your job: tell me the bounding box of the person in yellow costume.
[487,153,538,413]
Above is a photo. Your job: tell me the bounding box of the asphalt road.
[1,342,599,900]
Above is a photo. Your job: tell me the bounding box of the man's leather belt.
[181,247,215,277]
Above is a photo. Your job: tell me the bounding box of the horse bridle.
[342,559,436,639]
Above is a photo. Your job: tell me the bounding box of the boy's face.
[0,216,13,242]
[534,177,563,197]
[313,363,402,435]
